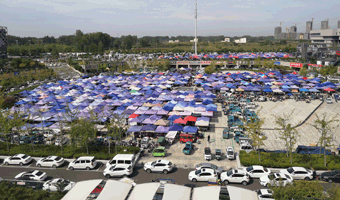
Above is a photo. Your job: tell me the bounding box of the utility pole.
[194,0,198,56]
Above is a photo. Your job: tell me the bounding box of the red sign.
[290,62,303,68]
[201,61,212,65]
[308,64,323,67]
[336,51,340,56]
[177,61,189,65]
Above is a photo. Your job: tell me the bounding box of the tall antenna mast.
[194,0,197,56]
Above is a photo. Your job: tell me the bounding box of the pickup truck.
[183,142,193,155]
[204,147,212,161]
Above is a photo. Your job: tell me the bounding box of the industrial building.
[0,26,7,59]
[274,24,303,40]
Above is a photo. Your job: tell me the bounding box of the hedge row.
[0,142,140,160]
[240,151,340,170]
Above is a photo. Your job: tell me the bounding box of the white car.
[144,160,173,174]
[256,189,275,200]
[4,154,32,166]
[226,147,235,160]
[259,173,293,187]
[220,169,250,185]
[188,168,218,182]
[280,167,314,180]
[103,164,133,178]
[68,156,97,170]
[43,178,75,192]
[15,170,47,181]
[245,165,271,178]
[55,137,68,146]
[44,131,55,139]
[36,156,64,168]
[326,98,332,104]
[240,142,253,153]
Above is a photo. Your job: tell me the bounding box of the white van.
[106,154,136,168]
[68,156,97,170]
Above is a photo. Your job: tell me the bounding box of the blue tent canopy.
[183,126,198,133]
[127,126,142,132]
[169,124,183,132]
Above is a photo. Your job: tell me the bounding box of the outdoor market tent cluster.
[11,72,338,134]
[61,179,258,200]
[158,52,292,59]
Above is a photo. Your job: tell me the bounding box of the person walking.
[207,135,210,143]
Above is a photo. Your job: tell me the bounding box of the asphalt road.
[0,158,336,192]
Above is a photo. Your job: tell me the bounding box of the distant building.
[290,26,297,33]
[321,20,329,30]
[235,38,247,43]
[0,26,7,59]
[169,40,179,43]
[274,27,282,39]
[306,21,313,32]
[310,28,340,46]
[221,38,230,43]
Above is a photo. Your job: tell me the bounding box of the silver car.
[195,163,222,174]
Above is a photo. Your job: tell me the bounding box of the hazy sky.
[2,0,339,38]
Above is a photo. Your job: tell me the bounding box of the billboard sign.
[290,62,303,68]
[308,64,322,67]
[177,61,189,65]
[336,51,340,56]
[201,61,212,65]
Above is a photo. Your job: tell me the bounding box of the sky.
[2,0,340,38]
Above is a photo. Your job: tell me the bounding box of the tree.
[327,184,340,199]
[270,180,325,200]
[69,118,96,155]
[311,114,339,166]
[242,108,265,162]
[0,110,14,152]
[273,111,299,164]
[110,114,127,155]
[205,61,217,74]
[299,67,308,76]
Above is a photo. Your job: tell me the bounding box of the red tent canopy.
[292,71,298,75]
[174,118,187,124]
[302,77,308,80]
[184,116,197,122]
[129,113,139,118]
[324,87,335,92]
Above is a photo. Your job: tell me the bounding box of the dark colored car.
[34,136,44,144]
[317,170,340,183]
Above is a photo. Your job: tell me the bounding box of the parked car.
[317,170,340,183]
[36,156,64,168]
[44,131,55,139]
[43,178,75,192]
[188,168,218,182]
[103,164,133,178]
[140,137,149,149]
[245,165,271,178]
[240,142,253,153]
[280,167,315,180]
[195,163,223,174]
[55,136,68,146]
[220,169,250,185]
[183,142,193,155]
[34,136,44,144]
[226,146,235,160]
[204,147,212,161]
[152,147,166,157]
[259,173,293,187]
[256,189,275,200]
[326,98,332,104]
[15,170,47,181]
[68,156,97,170]
[19,136,30,144]
[144,160,173,174]
[4,154,32,166]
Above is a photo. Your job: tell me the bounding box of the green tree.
[242,108,265,162]
[270,180,325,200]
[273,111,299,164]
[311,114,339,166]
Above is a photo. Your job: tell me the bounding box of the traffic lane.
[0,165,337,192]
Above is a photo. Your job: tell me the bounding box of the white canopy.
[128,183,160,200]
[195,120,209,127]
[96,180,133,200]
[192,186,220,200]
[162,184,191,200]
[165,131,178,139]
[62,179,102,200]
[227,186,258,200]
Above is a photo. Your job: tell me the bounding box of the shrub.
[240,150,340,170]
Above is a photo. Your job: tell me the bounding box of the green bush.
[240,151,340,170]
[0,142,140,160]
